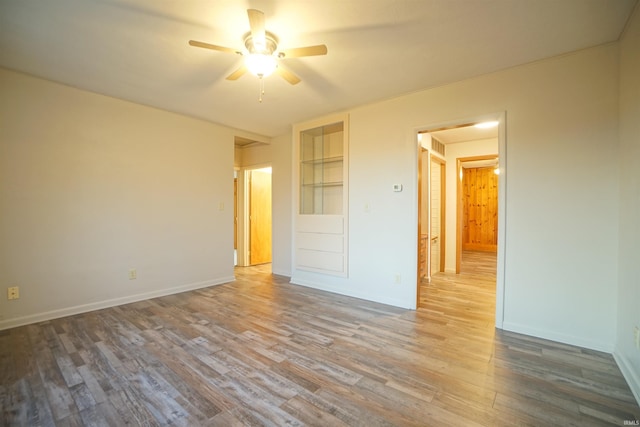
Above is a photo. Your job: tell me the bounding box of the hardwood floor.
[2,253,639,426]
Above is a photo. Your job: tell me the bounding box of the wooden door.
[461,166,498,252]
[249,169,272,265]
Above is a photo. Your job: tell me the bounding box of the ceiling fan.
[189,9,327,87]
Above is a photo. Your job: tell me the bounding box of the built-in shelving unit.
[300,122,344,215]
[293,114,349,277]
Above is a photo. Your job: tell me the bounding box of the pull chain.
[258,77,265,103]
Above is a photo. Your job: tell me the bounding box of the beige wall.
[0,68,241,328]
[235,143,271,169]
[271,133,293,276]
[287,42,620,353]
[616,5,640,403]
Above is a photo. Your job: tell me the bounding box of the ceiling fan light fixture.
[189,9,326,88]
[245,53,277,78]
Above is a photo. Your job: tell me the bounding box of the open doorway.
[416,115,506,328]
[248,167,272,265]
[456,155,499,273]
[233,136,272,269]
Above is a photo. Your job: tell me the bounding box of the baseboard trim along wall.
[0,276,235,331]
[289,277,413,310]
[613,351,640,407]
[271,268,292,277]
[502,321,614,354]
[503,323,640,405]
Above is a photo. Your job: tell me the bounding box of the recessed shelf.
[299,121,344,215]
[301,181,343,188]
[301,156,344,165]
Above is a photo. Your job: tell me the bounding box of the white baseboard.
[289,277,413,309]
[502,321,613,353]
[494,323,640,406]
[271,268,291,277]
[613,350,640,407]
[0,276,235,331]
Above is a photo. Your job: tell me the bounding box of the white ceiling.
[429,123,499,145]
[0,0,636,137]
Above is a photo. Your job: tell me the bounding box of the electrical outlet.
[634,326,640,349]
[7,286,19,300]
[129,269,137,280]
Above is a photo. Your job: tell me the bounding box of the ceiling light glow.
[474,121,499,129]
[245,54,277,78]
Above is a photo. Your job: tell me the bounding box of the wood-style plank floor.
[2,252,639,426]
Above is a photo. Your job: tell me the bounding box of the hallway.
[419,250,496,322]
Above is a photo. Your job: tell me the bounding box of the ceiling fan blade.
[189,40,238,54]
[280,45,328,58]
[276,66,301,85]
[226,65,248,81]
[247,9,266,49]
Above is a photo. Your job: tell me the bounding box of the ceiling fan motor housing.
[243,31,279,55]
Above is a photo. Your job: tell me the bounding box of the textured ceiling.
[0,0,636,137]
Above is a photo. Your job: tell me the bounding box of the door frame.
[416,147,446,293]
[456,155,499,273]
[417,147,427,305]
[238,164,272,267]
[414,111,506,329]
[431,155,446,276]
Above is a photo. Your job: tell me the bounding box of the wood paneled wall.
[462,167,498,252]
